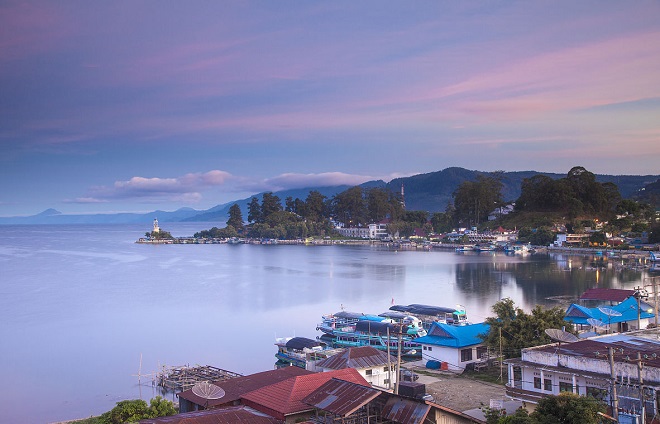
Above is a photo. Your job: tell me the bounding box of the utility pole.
[386,327,392,391]
[609,347,619,422]
[637,352,646,424]
[395,324,403,395]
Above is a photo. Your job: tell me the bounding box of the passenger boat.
[320,320,423,358]
[316,311,385,336]
[389,304,469,329]
[275,337,342,369]
[504,243,531,255]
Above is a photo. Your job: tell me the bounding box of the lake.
[0,223,652,423]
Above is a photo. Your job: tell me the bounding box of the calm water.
[0,224,652,423]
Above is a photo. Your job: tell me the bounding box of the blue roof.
[565,296,654,325]
[415,322,490,348]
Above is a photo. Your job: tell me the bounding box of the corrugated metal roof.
[529,335,660,368]
[302,378,381,417]
[240,368,369,416]
[178,367,311,408]
[316,346,394,370]
[415,322,490,348]
[579,288,635,302]
[138,405,283,423]
[381,397,431,424]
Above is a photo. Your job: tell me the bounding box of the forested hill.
[1,167,657,224]
[388,167,659,213]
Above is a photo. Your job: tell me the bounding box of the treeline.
[195,166,659,243]
[194,187,431,239]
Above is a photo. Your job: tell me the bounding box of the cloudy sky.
[1,1,659,216]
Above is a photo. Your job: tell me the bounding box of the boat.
[274,337,343,369]
[504,243,531,255]
[472,244,495,252]
[455,245,474,252]
[320,320,423,358]
[316,311,385,336]
[389,304,469,328]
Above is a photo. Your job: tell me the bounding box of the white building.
[505,331,660,421]
[314,346,397,389]
[414,322,491,373]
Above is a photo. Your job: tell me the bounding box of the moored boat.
[389,304,469,328]
[323,320,423,358]
[275,336,342,369]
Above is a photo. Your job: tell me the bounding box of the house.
[504,331,660,423]
[239,368,369,423]
[178,366,311,412]
[314,346,397,389]
[414,322,491,372]
[578,288,637,306]
[303,377,484,424]
[564,295,655,333]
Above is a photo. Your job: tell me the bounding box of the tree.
[304,190,327,222]
[247,197,262,224]
[261,192,282,218]
[332,186,367,227]
[453,176,503,227]
[226,203,244,232]
[99,396,176,423]
[367,187,391,222]
[531,392,605,424]
[481,298,574,359]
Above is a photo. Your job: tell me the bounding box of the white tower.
[153,218,160,233]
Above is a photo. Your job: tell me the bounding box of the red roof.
[178,367,311,409]
[579,288,635,302]
[240,368,369,418]
[302,378,381,417]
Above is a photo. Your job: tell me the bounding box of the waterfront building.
[314,346,397,389]
[505,330,660,423]
[414,322,491,373]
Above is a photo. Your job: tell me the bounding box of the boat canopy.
[390,304,458,316]
[355,320,407,335]
[285,337,324,350]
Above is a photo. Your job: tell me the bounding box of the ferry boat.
[389,304,469,329]
[320,320,423,358]
[316,311,385,336]
[275,337,342,369]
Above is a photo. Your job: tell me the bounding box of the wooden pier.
[157,365,242,392]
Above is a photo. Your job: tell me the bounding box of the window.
[476,346,488,360]
[383,367,389,372]
[559,382,573,393]
[586,386,607,401]
[544,379,552,391]
[428,346,432,351]
[365,369,372,376]
[384,378,390,385]
[461,348,473,362]
[534,377,541,389]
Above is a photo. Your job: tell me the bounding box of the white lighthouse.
[152,218,160,234]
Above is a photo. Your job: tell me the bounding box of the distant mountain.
[1,168,657,225]
[388,168,659,212]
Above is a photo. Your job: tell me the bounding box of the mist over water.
[0,223,649,423]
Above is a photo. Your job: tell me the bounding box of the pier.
[157,365,242,392]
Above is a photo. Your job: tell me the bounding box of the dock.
[157,365,242,392]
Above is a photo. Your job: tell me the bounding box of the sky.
[1,1,659,217]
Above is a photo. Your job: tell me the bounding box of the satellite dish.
[587,318,608,329]
[545,329,579,343]
[598,307,622,317]
[192,381,225,400]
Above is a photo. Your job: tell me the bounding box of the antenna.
[587,318,609,333]
[545,328,579,344]
[598,306,622,333]
[192,381,226,400]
